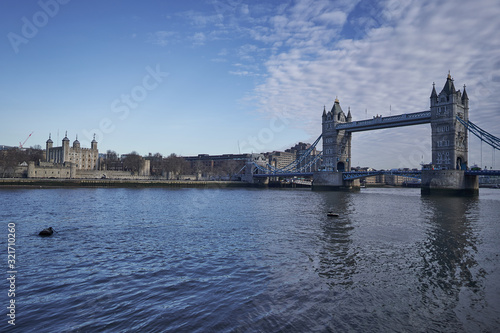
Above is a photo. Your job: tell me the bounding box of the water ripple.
[1,187,499,332]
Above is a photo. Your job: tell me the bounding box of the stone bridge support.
[242,160,269,185]
[421,170,478,195]
[312,171,360,191]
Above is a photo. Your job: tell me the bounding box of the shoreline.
[0,178,496,190]
[0,178,255,188]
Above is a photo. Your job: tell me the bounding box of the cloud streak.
[147,31,177,46]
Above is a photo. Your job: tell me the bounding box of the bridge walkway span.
[336,111,431,132]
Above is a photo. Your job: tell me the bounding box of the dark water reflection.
[416,195,490,331]
[316,192,357,287]
[0,187,499,332]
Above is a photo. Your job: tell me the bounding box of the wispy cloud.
[191,32,206,46]
[228,70,263,77]
[245,0,500,167]
[181,10,223,27]
[145,0,499,167]
[147,31,177,46]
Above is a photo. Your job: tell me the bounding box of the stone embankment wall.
[22,161,154,180]
[0,178,250,188]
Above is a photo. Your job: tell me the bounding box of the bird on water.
[39,227,56,236]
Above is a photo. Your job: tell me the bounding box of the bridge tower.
[430,73,469,170]
[423,73,477,195]
[321,98,352,171]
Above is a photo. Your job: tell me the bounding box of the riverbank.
[2,178,496,190]
[0,178,254,188]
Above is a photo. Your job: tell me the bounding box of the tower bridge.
[244,74,499,195]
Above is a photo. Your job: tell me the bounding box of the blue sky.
[1,0,499,169]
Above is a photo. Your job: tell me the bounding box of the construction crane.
[19,131,34,149]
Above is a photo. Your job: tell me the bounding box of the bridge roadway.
[465,170,500,176]
[253,172,314,178]
[336,111,431,132]
[253,169,500,180]
[343,169,500,180]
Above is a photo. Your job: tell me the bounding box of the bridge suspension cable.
[456,116,500,150]
[251,134,323,175]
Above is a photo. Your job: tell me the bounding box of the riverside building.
[45,132,98,170]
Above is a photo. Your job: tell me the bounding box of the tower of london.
[45,132,98,170]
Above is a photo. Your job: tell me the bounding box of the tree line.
[115,151,243,178]
[1,147,244,179]
[0,147,44,177]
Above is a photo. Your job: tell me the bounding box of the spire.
[462,84,468,102]
[46,133,53,143]
[322,105,326,117]
[430,82,437,99]
[440,73,456,96]
[347,106,352,121]
[91,133,98,150]
[62,131,69,141]
[330,96,344,119]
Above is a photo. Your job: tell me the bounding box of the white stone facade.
[45,133,98,170]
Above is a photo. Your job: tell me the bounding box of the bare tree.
[218,160,241,178]
[191,159,211,176]
[102,150,121,171]
[122,151,144,174]
[163,153,190,176]
[0,150,16,177]
[0,148,42,177]
[106,150,118,161]
[148,153,163,176]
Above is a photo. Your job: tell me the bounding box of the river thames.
[1,187,499,332]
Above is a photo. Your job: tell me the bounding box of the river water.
[1,187,499,332]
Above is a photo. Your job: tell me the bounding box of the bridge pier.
[312,171,360,191]
[421,170,478,196]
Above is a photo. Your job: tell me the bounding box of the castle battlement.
[46,132,98,170]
